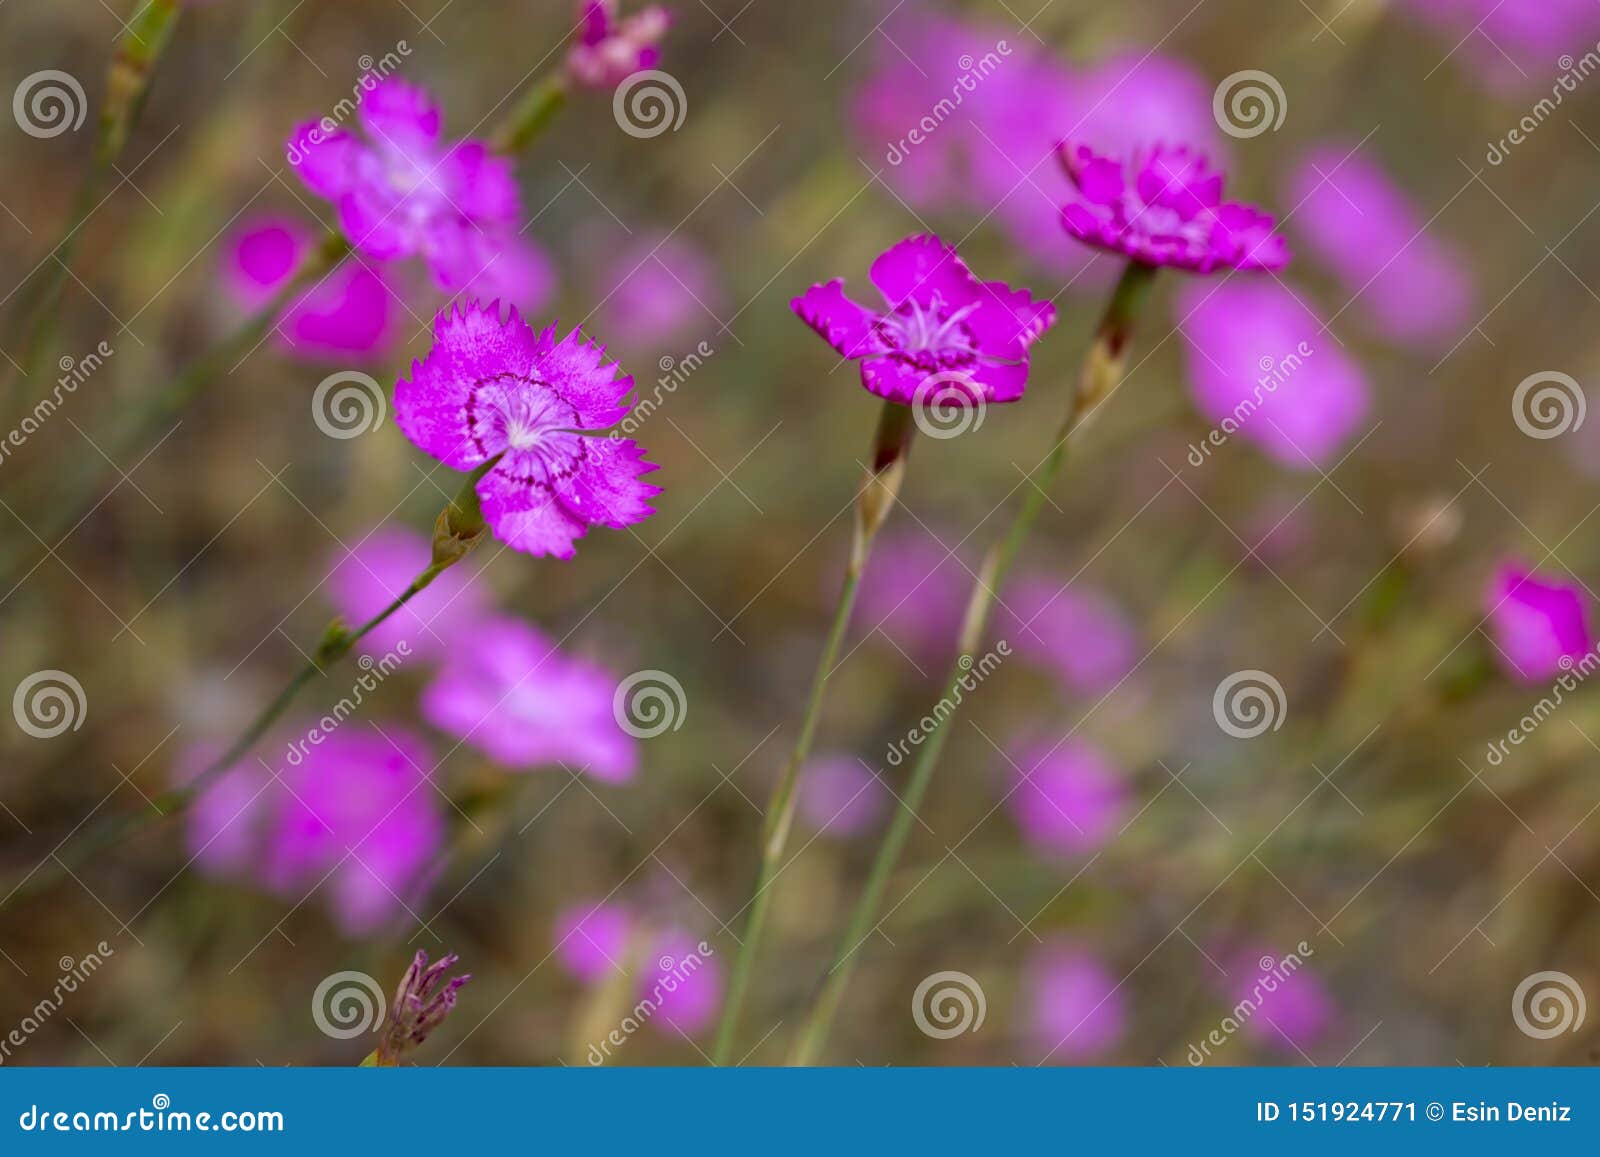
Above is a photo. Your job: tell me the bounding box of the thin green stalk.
[711,400,916,1064]
[2,0,182,394]
[787,261,1158,1065]
[0,458,498,912]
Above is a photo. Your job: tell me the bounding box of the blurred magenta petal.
[1287,145,1473,346]
[568,0,671,88]
[428,226,556,315]
[552,905,721,1036]
[851,13,1019,211]
[1001,575,1138,697]
[849,529,970,666]
[223,216,399,362]
[647,929,723,1035]
[1485,562,1594,682]
[1222,947,1336,1056]
[325,525,490,659]
[176,743,258,875]
[1071,53,1222,160]
[797,755,887,836]
[183,729,444,936]
[1400,0,1600,91]
[1007,740,1127,857]
[1177,279,1369,469]
[287,78,530,295]
[554,901,635,982]
[420,615,638,780]
[600,234,723,347]
[1025,941,1126,1060]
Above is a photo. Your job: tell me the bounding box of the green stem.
[492,75,569,155]
[786,261,1157,1066]
[0,458,497,912]
[711,400,916,1065]
[1,0,182,393]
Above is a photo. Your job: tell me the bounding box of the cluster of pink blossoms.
[172,0,1572,1064]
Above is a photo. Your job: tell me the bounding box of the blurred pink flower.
[1400,0,1600,91]
[849,528,969,666]
[647,929,723,1034]
[1000,575,1138,697]
[420,615,637,780]
[1024,941,1126,1060]
[1177,279,1369,469]
[1485,562,1595,682]
[568,0,671,88]
[222,216,398,361]
[599,234,722,346]
[792,233,1055,405]
[1287,145,1473,346]
[554,901,635,982]
[797,755,886,837]
[183,729,444,936]
[287,78,541,299]
[1070,52,1223,161]
[551,905,723,1035]
[1007,739,1127,857]
[324,526,490,659]
[1221,947,1336,1056]
[850,12,1018,210]
[1059,143,1289,273]
[394,302,661,559]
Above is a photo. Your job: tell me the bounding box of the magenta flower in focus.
[797,755,887,837]
[325,526,489,659]
[1001,575,1138,697]
[1008,740,1127,858]
[1485,562,1594,682]
[394,302,661,558]
[183,729,444,935]
[598,233,723,347]
[1025,941,1126,1060]
[1059,143,1289,273]
[288,79,544,300]
[792,234,1055,405]
[568,0,671,88]
[554,901,635,982]
[1177,279,1369,469]
[223,216,397,361]
[421,615,637,781]
[1287,145,1472,346]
